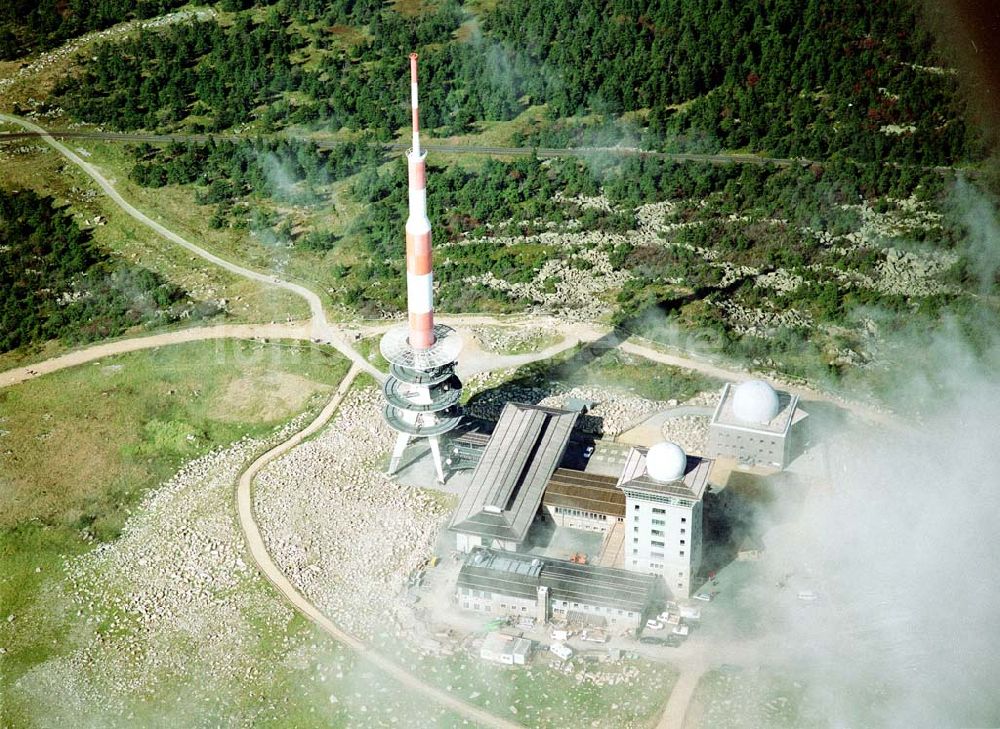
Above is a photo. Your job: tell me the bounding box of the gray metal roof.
[457,548,656,614]
[450,403,578,544]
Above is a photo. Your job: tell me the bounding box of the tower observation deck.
[380,53,463,483]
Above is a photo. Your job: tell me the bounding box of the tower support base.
[387,431,445,483]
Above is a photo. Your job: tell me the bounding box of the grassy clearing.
[0,337,346,679]
[0,338,346,530]
[379,638,678,728]
[354,335,390,372]
[0,336,468,726]
[0,339,371,723]
[684,667,826,729]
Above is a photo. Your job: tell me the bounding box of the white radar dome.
[732,379,780,424]
[646,441,687,482]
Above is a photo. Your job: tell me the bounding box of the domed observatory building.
[707,379,800,470]
[616,442,713,598]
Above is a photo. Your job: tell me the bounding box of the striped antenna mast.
[405,53,434,350]
[379,52,463,484]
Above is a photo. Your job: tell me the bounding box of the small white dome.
[646,442,687,482]
[732,379,780,424]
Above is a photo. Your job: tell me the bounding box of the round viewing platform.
[380,323,463,371]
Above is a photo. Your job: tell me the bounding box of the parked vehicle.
[550,642,573,660]
[645,619,664,631]
[583,445,595,458]
[672,624,690,636]
[551,628,570,641]
[581,629,608,643]
[797,590,819,601]
[694,592,714,602]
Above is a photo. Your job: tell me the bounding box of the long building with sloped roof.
[456,547,658,631]
[541,467,626,532]
[449,403,578,552]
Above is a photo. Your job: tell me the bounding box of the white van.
[550,642,573,660]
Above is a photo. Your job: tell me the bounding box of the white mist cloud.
[949,174,1000,294]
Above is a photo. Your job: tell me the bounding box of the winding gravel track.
[0,113,890,729]
[0,113,382,382]
[0,322,311,388]
[235,363,518,729]
[1,112,519,726]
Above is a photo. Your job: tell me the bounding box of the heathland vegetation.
[0,340,349,714]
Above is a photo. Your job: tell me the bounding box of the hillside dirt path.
[235,363,518,729]
[0,113,382,382]
[0,323,311,388]
[0,113,890,729]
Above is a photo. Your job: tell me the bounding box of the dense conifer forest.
[0,0,187,59]
[5,0,994,379]
[0,190,211,352]
[52,0,979,165]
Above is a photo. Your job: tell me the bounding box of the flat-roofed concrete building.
[456,547,657,631]
[450,403,578,552]
[618,442,712,598]
[707,380,801,469]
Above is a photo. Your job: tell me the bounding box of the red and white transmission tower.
[379,53,463,483]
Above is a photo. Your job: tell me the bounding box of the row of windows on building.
[633,548,685,558]
[553,599,636,618]
[721,433,781,455]
[461,590,636,619]
[634,505,689,523]
[627,491,691,506]
[630,559,687,587]
[634,518,687,533]
[553,506,611,521]
[633,536,685,545]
